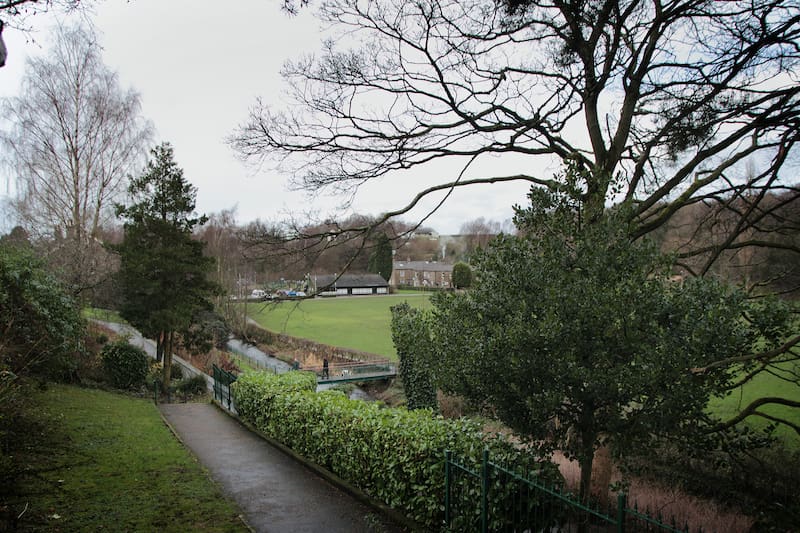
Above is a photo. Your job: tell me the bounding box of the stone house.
[390,261,453,288]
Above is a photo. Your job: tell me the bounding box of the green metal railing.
[445,449,695,533]
[151,379,172,404]
[303,359,397,384]
[212,364,237,410]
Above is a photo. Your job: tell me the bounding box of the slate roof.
[315,273,388,289]
[392,261,454,272]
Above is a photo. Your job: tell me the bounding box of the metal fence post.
[444,450,451,527]
[226,371,232,409]
[481,449,489,533]
[617,492,627,533]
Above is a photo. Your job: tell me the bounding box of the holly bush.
[100,340,149,390]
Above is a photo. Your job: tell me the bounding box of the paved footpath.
[160,403,405,533]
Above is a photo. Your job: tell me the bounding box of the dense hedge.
[232,371,559,529]
[391,302,437,410]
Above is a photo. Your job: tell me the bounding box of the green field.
[246,293,433,358]
[709,361,800,446]
[12,385,247,532]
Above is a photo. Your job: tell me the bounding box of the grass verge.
[82,307,127,324]
[6,384,248,532]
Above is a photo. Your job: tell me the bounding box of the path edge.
[210,399,427,533]
[158,404,256,533]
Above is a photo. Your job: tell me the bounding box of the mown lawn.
[13,384,248,532]
[246,293,433,359]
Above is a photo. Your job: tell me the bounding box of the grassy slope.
[246,293,432,359]
[19,385,247,532]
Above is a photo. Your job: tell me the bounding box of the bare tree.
[238,212,410,281]
[1,24,152,295]
[460,217,502,255]
[230,0,799,276]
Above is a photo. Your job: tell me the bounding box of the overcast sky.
[1,0,539,235]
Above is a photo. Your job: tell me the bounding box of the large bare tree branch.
[231,0,799,250]
[709,396,800,436]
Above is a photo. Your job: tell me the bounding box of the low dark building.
[314,273,389,296]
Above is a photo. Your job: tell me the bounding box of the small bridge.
[303,360,397,384]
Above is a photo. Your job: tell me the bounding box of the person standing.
[322,357,329,379]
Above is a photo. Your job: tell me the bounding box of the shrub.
[232,371,559,529]
[250,325,275,345]
[101,340,149,390]
[452,261,472,289]
[0,245,85,381]
[175,374,208,396]
[628,441,800,530]
[147,362,185,391]
[181,309,231,353]
[170,362,184,381]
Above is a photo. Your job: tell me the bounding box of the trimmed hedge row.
[232,371,559,529]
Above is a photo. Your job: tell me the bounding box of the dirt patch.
[362,380,406,407]
[551,450,755,531]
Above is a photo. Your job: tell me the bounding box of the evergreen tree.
[115,143,220,390]
[368,233,393,282]
[451,262,472,289]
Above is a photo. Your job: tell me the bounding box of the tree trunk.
[162,330,174,391]
[156,331,164,363]
[577,406,597,506]
[578,440,595,506]
[242,297,248,338]
[576,432,596,533]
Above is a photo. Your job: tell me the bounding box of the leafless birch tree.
[1,24,151,294]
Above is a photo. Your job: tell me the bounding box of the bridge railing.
[302,359,397,380]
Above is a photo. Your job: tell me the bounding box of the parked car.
[286,290,307,298]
